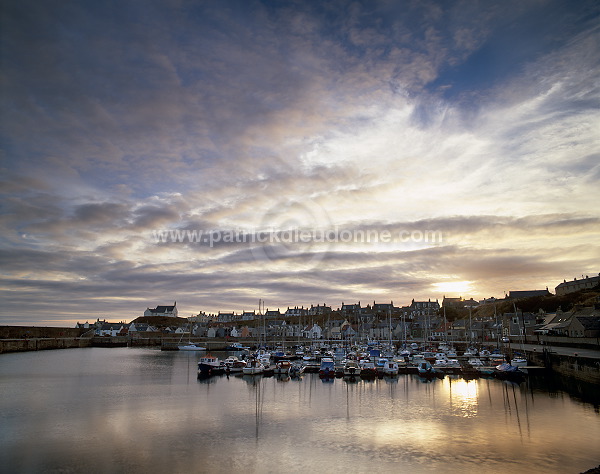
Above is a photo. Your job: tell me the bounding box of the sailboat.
[510,304,528,367]
[178,323,206,351]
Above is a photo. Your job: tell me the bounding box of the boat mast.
[468,307,472,348]
[388,309,392,350]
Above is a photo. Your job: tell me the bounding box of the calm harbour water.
[0,347,598,474]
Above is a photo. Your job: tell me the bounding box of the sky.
[1,0,599,326]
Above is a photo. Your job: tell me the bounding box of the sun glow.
[432,280,473,295]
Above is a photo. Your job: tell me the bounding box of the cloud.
[1,0,599,324]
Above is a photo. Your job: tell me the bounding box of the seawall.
[0,337,92,354]
[527,348,600,384]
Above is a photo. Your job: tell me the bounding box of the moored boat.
[433,358,461,374]
[198,354,224,376]
[359,359,378,378]
[510,356,528,367]
[242,358,264,375]
[319,357,335,378]
[178,343,207,351]
[274,360,292,375]
[289,363,305,378]
[224,355,247,373]
[382,360,399,376]
[343,359,361,376]
[225,342,250,351]
[417,360,443,379]
[494,362,526,381]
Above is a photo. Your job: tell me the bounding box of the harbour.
[1,347,598,474]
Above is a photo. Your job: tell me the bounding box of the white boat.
[434,358,461,368]
[510,357,528,367]
[178,343,207,351]
[359,359,378,378]
[225,342,250,351]
[382,360,399,376]
[399,349,412,358]
[468,357,485,367]
[242,358,264,375]
[434,359,461,374]
[177,322,205,351]
[343,360,361,376]
[224,356,247,373]
[258,353,272,370]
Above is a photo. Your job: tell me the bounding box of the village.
[82,274,600,346]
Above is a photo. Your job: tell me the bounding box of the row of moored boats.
[196,343,530,382]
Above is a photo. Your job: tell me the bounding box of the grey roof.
[575,316,600,330]
[150,305,176,313]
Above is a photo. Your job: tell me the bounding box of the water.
[0,348,598,474]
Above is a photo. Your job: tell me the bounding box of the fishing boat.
[198,354,224,376]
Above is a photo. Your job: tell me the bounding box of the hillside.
[471,287,600,319]
[130,316,190,328]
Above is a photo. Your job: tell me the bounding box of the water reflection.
[1,349,599,474]
[445,377,478,418]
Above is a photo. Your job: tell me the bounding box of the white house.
[128,323,158,334]
[304,323,322,340]
[95,323,128,336]
[144,302,178,317]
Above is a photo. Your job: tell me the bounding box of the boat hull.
[179,344,207,351]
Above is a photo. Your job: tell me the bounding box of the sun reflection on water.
[444,378,479,417]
